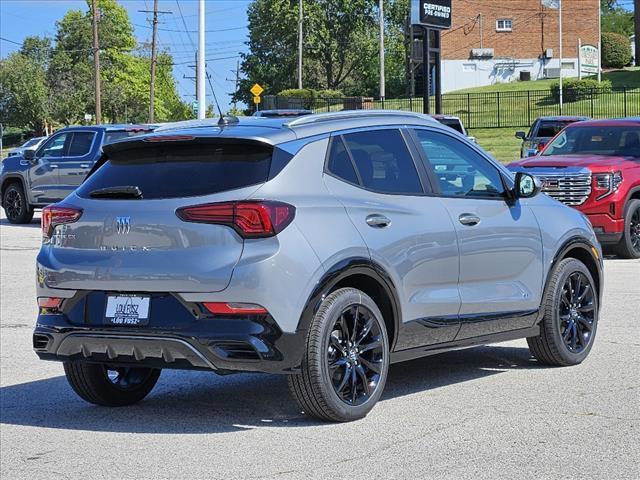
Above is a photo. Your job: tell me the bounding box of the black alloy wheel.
[105,366,158,391]
[327,304,384,406]
[615,200,640,259]
[288,287,390,422]
[3,183,34,224]
[630,207,640,255]
[558,272,595,354]
[527,257,598,366]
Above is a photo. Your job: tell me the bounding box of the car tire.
[614,199,640,259]
[527,258,598,367]
[3,182,34,224]
[63,362,161,406]
[288,287,390,422]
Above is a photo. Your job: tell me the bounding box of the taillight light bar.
[38,297,62,310]
[176,201,295,238]
[41,205,83,239]
[203,302,268,315]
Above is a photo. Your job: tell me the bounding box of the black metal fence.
[263,87,640,129]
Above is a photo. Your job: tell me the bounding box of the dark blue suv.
[1,124,153,223]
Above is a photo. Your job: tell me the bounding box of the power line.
[132,22,246,33]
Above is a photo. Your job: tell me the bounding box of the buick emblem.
[115,216,131,234]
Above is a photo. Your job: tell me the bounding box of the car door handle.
[366,214,391,228]
[458,213,480,226]
[49,164,58,169]
[80,164,90,168]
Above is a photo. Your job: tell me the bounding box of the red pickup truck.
[509,118,640,258]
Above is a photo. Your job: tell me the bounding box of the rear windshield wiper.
[89,186,143,199]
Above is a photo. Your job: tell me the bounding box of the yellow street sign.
[253,96,261,104]
[250,83,264,97]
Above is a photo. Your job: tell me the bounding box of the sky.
[0,0,252,111]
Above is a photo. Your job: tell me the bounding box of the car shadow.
[0,216,41,228]
[0,345,542,433]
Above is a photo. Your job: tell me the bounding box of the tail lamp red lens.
[203,302,268,315]
[41,205,82,238]
[176,201,295,238]
[38,297,62,309]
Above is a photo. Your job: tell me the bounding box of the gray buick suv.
[34,111,603,422]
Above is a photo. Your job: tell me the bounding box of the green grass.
[469,128,523,164]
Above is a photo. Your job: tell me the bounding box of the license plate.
[105,295,150,326]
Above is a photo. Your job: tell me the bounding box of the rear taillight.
[203,302,268,315]
[38,297,62,311]
[41,205,83,239]
[176,201,295,238]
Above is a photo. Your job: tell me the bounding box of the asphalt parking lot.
[1,211,638,480]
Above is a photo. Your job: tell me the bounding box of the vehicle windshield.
[23,137,43,148]
[103,129,153,145]
[542,126,640,158]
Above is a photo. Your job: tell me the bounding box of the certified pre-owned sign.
[414,0,452,29]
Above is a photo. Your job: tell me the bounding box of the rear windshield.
[436,119,464,134]
[77,142,282,199]
[537,121,577,138]
[103,130,153,145]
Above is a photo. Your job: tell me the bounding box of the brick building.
[430,0,600,92]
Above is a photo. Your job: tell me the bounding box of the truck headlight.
[594,171,622,200]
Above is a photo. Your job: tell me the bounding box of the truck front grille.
[535,172,592,206]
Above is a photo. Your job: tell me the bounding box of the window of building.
[496,19,513,32]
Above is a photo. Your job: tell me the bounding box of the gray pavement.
[1,211,639,480]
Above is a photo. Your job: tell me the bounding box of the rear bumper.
[33,310,307,375]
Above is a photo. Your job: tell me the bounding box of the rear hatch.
[38,138,278,293]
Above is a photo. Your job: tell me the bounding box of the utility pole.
[635,0,640,66]
[197,0,206,119]
[140,1,171,123]
[559,0,563,114]
[379,0,385,100]
[91,0,101,124]
[226,60,241,110]
[298,0,303,89]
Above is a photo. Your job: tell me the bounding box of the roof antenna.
[205,69,238,126]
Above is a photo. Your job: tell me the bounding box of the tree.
[20,36,53,70]
[236,0,412,105]
[236,0,300,105]
[45,0,189,125]
[0,53,50,134]
[303,0,377,92]
[602,31,633,68]
[601,0,634,37]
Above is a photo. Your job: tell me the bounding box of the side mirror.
[515,131,527,140]
[23,149,36,162]
[514,172,542,199]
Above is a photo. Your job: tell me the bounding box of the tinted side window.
[326,137,358,184]
[39,133,69,158]
[342,130,423,194]
[67,132,95,157]
[414,129,505,198]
